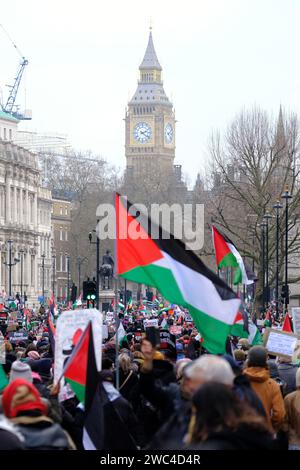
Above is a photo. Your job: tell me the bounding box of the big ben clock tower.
[125,29,175,178]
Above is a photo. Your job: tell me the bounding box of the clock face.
[165,123,173,144]
[133,122,152,143]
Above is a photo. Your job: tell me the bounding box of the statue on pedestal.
[100,250,114,289]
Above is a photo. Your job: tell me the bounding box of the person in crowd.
[141,340,235,449]
[243,346,286,433]
[116,352,139,405]
[223,354,266,417]
[284,368,300,450]
[9,361,33,384]
[233,348,246,367]
[2,379,75,450]
[278,357,299,396]
[187,382,274,450]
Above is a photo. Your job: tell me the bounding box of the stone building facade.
[0,138,52,305]
[51,197,72,301]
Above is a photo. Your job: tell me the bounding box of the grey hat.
[248,346,268,367]
[9,361,33,384]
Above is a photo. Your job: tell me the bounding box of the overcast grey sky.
[1,0,300,186]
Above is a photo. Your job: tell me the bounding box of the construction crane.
[0,24,31,120]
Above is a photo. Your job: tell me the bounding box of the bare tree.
[207,106,300,304]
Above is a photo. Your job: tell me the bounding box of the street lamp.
[3,240,20,297]
[41,253,46,302]
[281,186,292,313]
[66,254,70,302]
[77,256,88,293]
[273,201,283,319]
[19,249,24,300]
[52,254,56,296]
[259,223,267,310]
[88,221,100,310]
[263,212,273,306]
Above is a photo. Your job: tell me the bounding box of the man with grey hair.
[183,355,235,395]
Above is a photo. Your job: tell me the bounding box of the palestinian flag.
[62,321,104,449]
[231,312,262,345]
[116,320,127,346]
[0,364,8,392]
[282,313,293,332]
[212,226,253,286]
[116,193,241,354]
[47,311,56,357]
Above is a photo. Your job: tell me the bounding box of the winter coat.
[147,398,191,450]
[243,366,286,432]
[278,363,299,396]
[0,416,24,450]
[284,390,300,446]
[115,369,139,406]
[233,374,266,417]
[11,415,75,450]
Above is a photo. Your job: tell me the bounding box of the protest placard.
[8,330,28,343]
[55,308,103,401]
[264,328,300,360]
[143,319,158,329]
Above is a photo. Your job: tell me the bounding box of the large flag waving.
[212,225,253,285]
[116,193,241,354]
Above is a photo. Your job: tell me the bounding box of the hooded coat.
[243,367,285,432]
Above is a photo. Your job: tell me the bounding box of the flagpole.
[114,192,120,390]
[115,275,120,390]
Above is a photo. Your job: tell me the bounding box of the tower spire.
[139,30,162,71]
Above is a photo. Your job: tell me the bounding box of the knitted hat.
[27,351,40,360]
[2,379,47,418]
[248,346,268,367]
[9,361,33,384]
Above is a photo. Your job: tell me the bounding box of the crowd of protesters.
[0,299,300,451]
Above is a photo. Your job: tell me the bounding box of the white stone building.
[0,111,52,304]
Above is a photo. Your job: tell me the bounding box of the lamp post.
[52,254,56,296]
[41,253,46,302]
[19,249,24,300]
[273,201,283,319]
[77,256,88,293]
[66,255,70,302]
[281,187,292,313]
[3,240,20,297]
[263,212,273,306]
[88,220,100,310]
[259,223,267,310]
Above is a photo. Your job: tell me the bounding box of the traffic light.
[281,284,289,304]
[82,279,96,306]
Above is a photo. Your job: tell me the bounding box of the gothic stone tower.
[125,30,175,179]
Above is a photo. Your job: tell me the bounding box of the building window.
[65,207,68,215]
[9,129,12,140]
[60,207,63,215]
[65,230,68,241]
[60,254,63,272]
[3,128,6,140]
